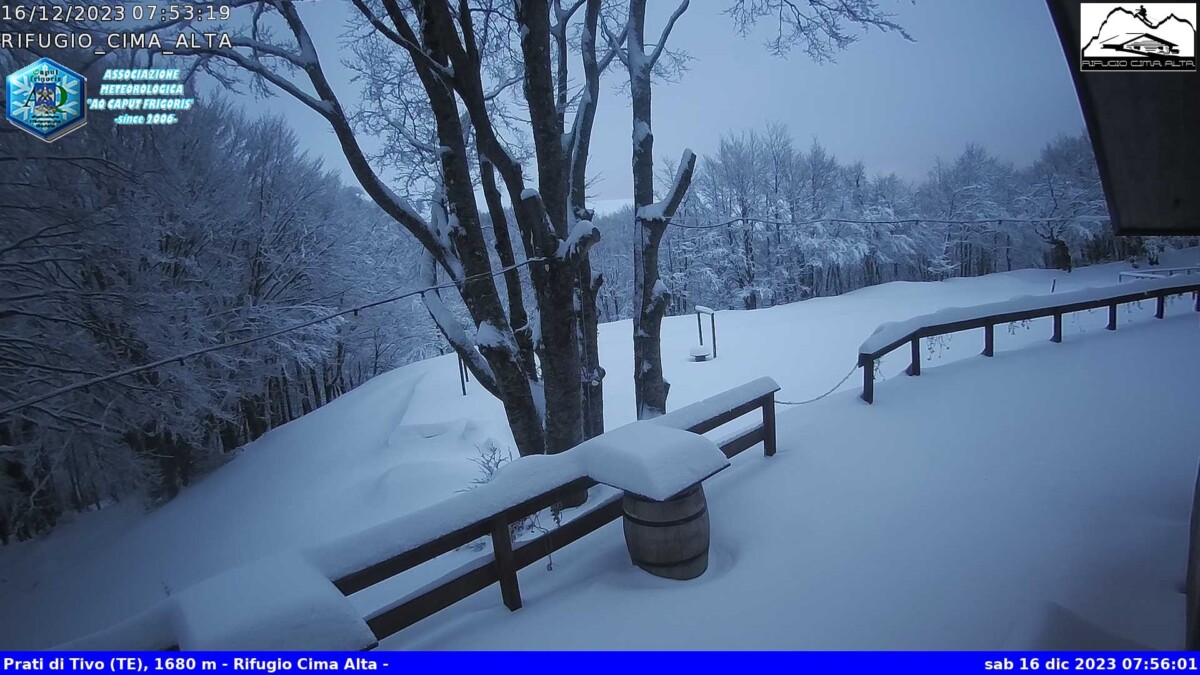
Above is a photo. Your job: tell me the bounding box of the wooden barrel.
[622,483,710,580]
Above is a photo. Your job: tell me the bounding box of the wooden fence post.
[1107,303,1118,331]
[491,516,522,611]
[907,338,921,376]
[983,323,994,357]
[861,358,874,404]
[1156,295,1166,319]
[762,396,777,457]
[1051,313,1062,343]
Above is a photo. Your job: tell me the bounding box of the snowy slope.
[397,314,1200,650]
[1,250,1198,649]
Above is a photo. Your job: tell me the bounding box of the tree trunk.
[630,1,667,419]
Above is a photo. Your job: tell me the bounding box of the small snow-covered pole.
[710,312,717,359]
[1194,291,1199,312]
[983,324,995,357]
[1051,313,1063,343]
[1107,303,1118,331]
[1156,294,1166,319]
[907,338,920,376]
[458,354,468,396]
[696,311,703,346]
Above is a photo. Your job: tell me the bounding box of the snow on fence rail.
[53,378,781,651]
[857,276,1200,404]
[1118,265,1200,283]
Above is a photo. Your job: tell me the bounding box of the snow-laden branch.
[648,0,690,67]
[557,220,601,259]
[418,253,499,396]
[638,149,696,223]
[601,19,631,68]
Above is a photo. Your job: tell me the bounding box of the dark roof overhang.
[1045,0,1200,235]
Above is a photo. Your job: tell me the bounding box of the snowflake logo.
[6,58,87,142]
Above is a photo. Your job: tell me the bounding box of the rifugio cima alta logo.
[5,57,87,142]
[1080,3,1197,71]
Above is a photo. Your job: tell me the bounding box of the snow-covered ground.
[2,252,1198,649]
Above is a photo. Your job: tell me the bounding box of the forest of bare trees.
[0,68,439,541]
[589,127,1184,322]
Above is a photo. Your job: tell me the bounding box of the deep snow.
[2,251,1198,649]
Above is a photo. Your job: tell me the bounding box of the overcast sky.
[274,0,1086,203]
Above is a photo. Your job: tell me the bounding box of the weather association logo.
[5,58,87,142]
[1080,3,1197,71]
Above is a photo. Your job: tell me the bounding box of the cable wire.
[774,362,860,405]
[0,257,547,418]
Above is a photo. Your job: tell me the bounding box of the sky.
[272,0,1087,204]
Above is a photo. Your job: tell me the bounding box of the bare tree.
[726,0,912,59]
[164,1,627,488]
[609,0,697,419]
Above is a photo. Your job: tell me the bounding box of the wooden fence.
[857,278,1200,404]
[347,377,780,644]
[1118,265,1200,283]
[60,379,780,650]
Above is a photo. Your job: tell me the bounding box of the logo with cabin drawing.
[1080,3,1196,71]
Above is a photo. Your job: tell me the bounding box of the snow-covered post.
[859,354,875,404]
[490,515,521,611]
[710,311,717,359]
[696,305,717,359]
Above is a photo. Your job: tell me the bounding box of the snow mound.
[174,554,375,650]
[1003,602,1150,650]
[54,602,181,651]
[56,554,376,650]
[579,422,728,500]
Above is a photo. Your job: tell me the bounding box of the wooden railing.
[1118,265,1200,283]
[56,378,780,650]
[857,278,1200,404]
[347,377,780,644]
